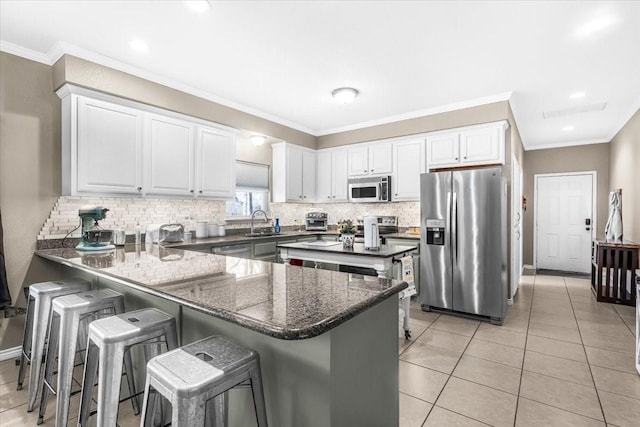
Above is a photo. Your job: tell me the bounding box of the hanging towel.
[0,209,12,309]
[604,189,623,243]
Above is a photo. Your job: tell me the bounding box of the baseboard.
[0,345,21,362]
[523,264,534,270]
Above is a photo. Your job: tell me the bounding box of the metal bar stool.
[17,279,92,412]
[140,335,268,427]
[78,307,178,427]
[38,289,132,427]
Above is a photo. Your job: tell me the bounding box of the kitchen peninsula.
[35,245,407,427]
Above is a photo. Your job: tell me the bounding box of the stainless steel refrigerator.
[420,167,507,323]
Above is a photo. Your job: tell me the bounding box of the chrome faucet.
[250,209,270,234]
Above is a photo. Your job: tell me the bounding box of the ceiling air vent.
[542,102,607,119]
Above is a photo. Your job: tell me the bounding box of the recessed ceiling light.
[569,91,586,99]
[562,125,575,132]
[332,87,359,104]
[184,1,211,13]
[576,15,613,38]
[129,39,150,53]
[251,135,266,146]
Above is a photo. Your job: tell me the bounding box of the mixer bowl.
[83,229,113,246]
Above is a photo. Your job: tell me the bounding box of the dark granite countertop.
[35,245,407,340]
[277,242,417,258]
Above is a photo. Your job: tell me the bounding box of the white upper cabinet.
[459,126,501,165]
[347,146,369,176]
[272,142,316,203]
[76,97,143,195]
[393,139,425,201]
[347,142,392,177]
[195,126,236,198]
[144,113,195,197]
[331,149,349,202]
[59,86,237,199]
[426,121,508,170]
[369,143,393,175]
[426,133,460,167]
[316,148,348,202]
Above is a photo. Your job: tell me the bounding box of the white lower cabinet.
[392,139,425,201]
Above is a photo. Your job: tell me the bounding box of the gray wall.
[317,101,510,148]
[608,108,640,244]
[522,143,610,265]
[0,52,62,305]
[52,55,317,150]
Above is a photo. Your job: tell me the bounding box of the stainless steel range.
[355,216,398,242]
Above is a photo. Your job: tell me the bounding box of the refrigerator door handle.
[452,192,458,266]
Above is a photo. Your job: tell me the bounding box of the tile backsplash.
[39,196,420,239]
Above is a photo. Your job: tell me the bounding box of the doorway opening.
[534,172,596,274]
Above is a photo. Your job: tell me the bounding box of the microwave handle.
[379,182,383,200]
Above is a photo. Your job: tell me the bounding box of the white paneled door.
[536,173,594,273]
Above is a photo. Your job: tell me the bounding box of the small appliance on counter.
[363,216,381,250]
[146,224,185,243]
[76,206,114,251]
[355,216,398,244]
[305,212,328,231]
[112,229,126,246]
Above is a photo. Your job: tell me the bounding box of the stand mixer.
[76,206,115,251]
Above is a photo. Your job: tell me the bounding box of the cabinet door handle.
[463,156,467,159]
[455,157,458,160]
[199,190,203,194]
[190,189,194,193]
[370,169,374,172]
[332,196,335,198]
[327,196,331,199]
[363,170,367,173]
[137,187,142,191]
[303,195,307,199]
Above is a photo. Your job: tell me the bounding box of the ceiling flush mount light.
[562,125,575,132]
[184,0,211,13]
[129,39,149,53]
[251,135,266,146]
[332,87,359,104]
[569,91,586,99]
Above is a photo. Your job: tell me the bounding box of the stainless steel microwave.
[348,176,391,203]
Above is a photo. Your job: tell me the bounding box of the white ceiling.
[1,1,639,149]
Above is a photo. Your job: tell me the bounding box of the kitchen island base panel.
[41,261,400,427]
[183,297,399,427]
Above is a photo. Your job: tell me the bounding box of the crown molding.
[316,92,513,136]
[525,138,609,151]
[0,40,52,64]
[606,93,640,142]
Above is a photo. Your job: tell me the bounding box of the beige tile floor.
[0,273,637,426]
[399,273,639,427]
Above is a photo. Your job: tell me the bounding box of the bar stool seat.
[37,289,128,427]
[140,335,267,427]
[78,307,178,427]
[17,279,92,412]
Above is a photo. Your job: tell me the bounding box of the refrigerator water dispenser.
[425,219,445,245]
